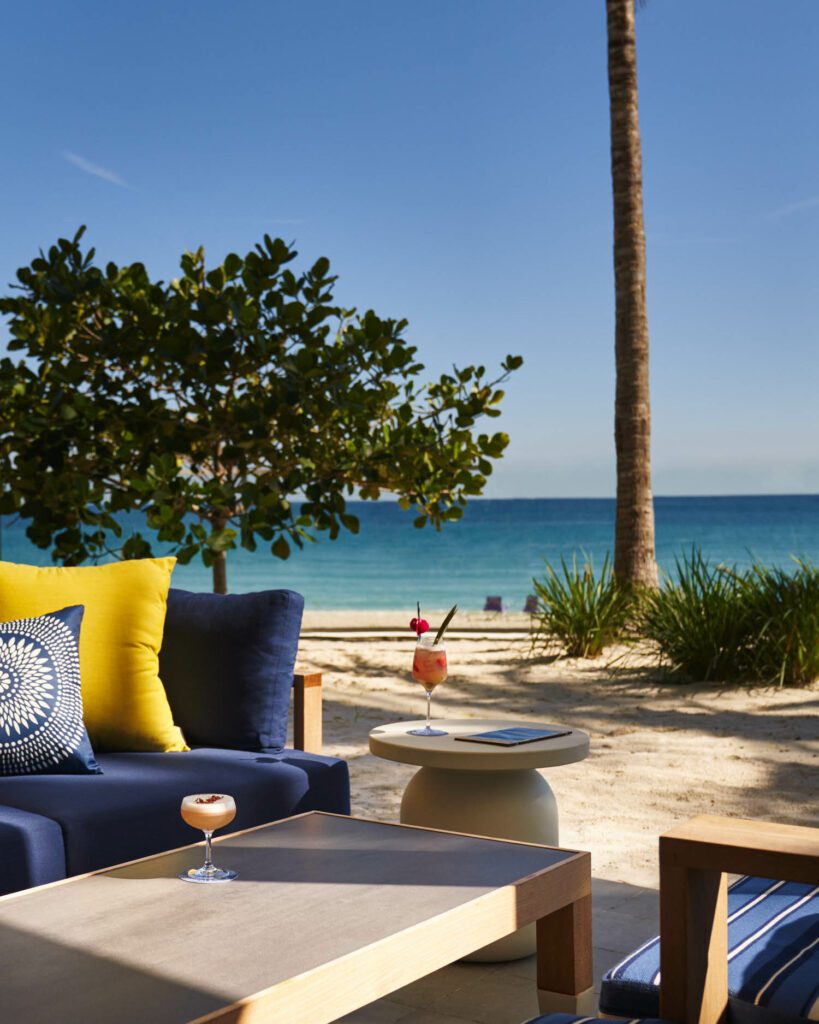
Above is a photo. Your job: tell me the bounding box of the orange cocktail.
[409,635,448,736]
[412,640,448,691]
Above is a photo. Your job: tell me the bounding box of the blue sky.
[2,0,817,497]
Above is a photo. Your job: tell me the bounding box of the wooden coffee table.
[0,812,592,1024]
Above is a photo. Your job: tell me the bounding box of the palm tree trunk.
[606,0,658,589]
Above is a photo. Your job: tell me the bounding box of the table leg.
[536,892,596,1015]
[400,765,559,960]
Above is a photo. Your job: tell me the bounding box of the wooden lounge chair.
[527,814,819,1024]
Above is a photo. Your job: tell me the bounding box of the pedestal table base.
[400,765,559,961]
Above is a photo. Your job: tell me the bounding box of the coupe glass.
[178,794,238,883]
[408,635,448,736]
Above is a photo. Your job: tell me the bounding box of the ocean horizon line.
[2,494,817,609]
[339,493,819,502]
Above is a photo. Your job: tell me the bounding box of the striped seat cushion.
[525,1015,665,1024]
[599,876,819,1021]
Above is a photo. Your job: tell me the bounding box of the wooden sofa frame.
[659,814,819,1024]
[292,670,323,754]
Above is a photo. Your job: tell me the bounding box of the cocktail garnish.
[195,794,224,804]
[410,601,430,636]
[433,604,458,645]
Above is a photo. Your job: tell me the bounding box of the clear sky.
[1,0,817,497]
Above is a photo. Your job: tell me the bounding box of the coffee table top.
[0,811,589,1024]
[369,719,590,770]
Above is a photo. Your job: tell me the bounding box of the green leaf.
[223,253,243,277]
[434,604,458,645]
[206,266,225,290]
[340,513,360,534]
[272,536,291,560]
[207,528,237,552]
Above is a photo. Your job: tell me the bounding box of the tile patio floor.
[340,877,658,1024]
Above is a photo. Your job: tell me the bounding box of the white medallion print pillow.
[0,605,100,775]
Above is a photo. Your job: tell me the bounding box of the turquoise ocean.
[2,495,818,611]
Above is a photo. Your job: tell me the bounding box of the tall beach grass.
[742,560,819,686]
[531,548,819,686]
[639,550,753,682]
[529,554,635,659]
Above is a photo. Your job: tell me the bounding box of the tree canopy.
[0,228,522,591]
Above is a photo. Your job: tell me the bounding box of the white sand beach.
[299,611,819,889]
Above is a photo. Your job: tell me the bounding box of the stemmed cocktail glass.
[408,634,448,736]
[179,794,238,883]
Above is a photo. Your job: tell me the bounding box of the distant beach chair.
[483,596,503,612]
[523,595,538,614]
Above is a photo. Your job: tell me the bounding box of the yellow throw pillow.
[0,558,187,752]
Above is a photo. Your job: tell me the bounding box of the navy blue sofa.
[0,588,350,896]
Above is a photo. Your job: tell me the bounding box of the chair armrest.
[659,815,819,1024]
[661,814,819,883]
[292,670,322,754]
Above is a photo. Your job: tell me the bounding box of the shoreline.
[301,609,532,632]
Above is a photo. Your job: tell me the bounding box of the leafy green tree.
[0,228,521,592]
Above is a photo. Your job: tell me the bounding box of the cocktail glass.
[178,793,238,883]
[408,635,448,737]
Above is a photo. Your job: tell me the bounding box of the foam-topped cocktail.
[179,794,238,883]
[181,793,236,832]
[408,603,457,737]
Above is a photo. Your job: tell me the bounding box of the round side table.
[368,718,589,961]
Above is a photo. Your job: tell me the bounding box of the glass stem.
[203,830,214,874]
[426,689,432,730]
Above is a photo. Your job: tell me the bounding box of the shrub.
[530,554,635,658]
[530,547,819,686]
[742,560,819,686]
[639,549,753,682]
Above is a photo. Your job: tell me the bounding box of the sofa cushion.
[526,1017,666,1024]
[599,875,819,1021]
[159,589,304,751]
[0,746,350,877]
[524,1009,797,1024]
[0,605,100,776]
[0,804,66,895]
[0,558,186,752]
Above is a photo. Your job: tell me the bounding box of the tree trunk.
[212,551,228,594]
[606,0,659,589]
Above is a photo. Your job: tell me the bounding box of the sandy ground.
[299,612,819,889]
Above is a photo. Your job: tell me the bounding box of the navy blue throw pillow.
[0,605,101,775]
[159,589,304,751]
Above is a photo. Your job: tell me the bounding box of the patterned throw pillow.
[0,605,100,775]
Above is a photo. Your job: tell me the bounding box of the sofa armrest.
[293,670,322,754]
[659,815,819,1024]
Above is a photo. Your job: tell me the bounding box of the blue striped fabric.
[599,876,819,1020]
[525,1015,665,1024]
